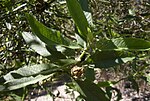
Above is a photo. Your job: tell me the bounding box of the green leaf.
[25,13,80,49]
[90,38,150,68]
[75,79,109,101]
[74,0,92,47]
[89,50,135,68]
[2,64,59,82]
[0,63,62,91]
[96,38,150,51]
[24,13,81,60]
[22,32,79,60]
[85,67,95,81]
[2,75,53,91]
[5,74,52,91]
[26,13,67,45]
[66,0,89,41]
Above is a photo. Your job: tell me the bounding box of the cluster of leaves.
[0,0,150,101]
[90,0,150,95]
[0,0,72,76]
[0,0,72,100]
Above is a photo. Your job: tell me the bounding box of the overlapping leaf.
[22,32,66,60]
[22,32,51,57]
[1,64,59,82]
[25,13,80,49]
[89,38,150,68]
[4,74,52,91]
[0,63,62,91]
[26,13,67,45]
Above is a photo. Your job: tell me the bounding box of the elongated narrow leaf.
[96,38,150,51]
[5,74,52,91]
[26,13,68,45]
[121,38,150,50]
[0,63,62,91]
[76,0,93,46]
[89,50,135,68]
[75,79,109,101]
[66,0,89,41]
[2,64,59,83]
[26,13,80,49]
[90,38,150,68]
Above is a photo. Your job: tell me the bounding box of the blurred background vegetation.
[0,0,150,100]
